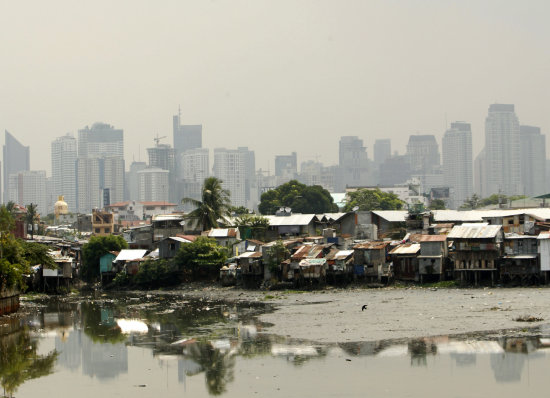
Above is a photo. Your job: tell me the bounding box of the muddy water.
[2,294,550,397]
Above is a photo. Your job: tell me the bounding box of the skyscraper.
[3,130,30,203]
[173,112,202,154]
[147,144,176,202]
[373,139,392,167]
[406,135,440,175]
[126,161,147,201]
[337,136,369,191]
[213,148,246,207]
[78,123,123,158]
[442,122,473,209]
[137,168,170,202]
[51,134,77,212]
[275,152,297,179]
[485,104,521,196]
[8,170,47,216]
[179,148,209,210]
[76,123,124,212]
[520,125,546,197]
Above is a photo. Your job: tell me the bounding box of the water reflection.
[5,295,550,396]
[0,317,57,397]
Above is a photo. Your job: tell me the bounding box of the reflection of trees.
[81,302,126,344]
[187,341,236,396]
[408,339,437,367]
[0,329,57,397]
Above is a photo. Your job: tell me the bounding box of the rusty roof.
[419,235,447,242]
[353,241,391,250]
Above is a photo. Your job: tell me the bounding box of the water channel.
[1,293,550,397]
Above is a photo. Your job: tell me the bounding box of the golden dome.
[54,195,69,217]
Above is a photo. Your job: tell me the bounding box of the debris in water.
[514,315,543,322]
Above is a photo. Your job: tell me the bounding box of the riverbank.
[152,284,550,343]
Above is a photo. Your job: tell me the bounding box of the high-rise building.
[76,156,124,212]
[76,123,124,212]
[213,148,246,207]
[51,134,77,212]
[337,136,369,191]
[3,130,30,203]
[520,125,546,197]
[238,147,256,207]
[173,112,202,154]
[474,149,486,198]
[78,123,123,158]
[406,135,440,175]
[8,170,47,216]
[147,144,176,202]
[274,152,297,179]
[179,148,209,209]
[298,160,323,186]
[485,104,521,196]
[137,167,170,203]
[373,139,392,167]
[126,161,147,201]
[442,122,473,209]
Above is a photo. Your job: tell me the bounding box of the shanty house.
[326,249,354,282]
[537,231,550,282]
[238,251,264,288]
[158,236,195,259]
[418,235,448,283]
[352,241,392,281]
[389,243,421,281]
[204,228,240,248]
[152,214,185,242]
[114,249,148,275]
[447,224,503,285]
[500,233,539,284]
[264,214,317,240]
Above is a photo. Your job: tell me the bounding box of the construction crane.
[154,134,167,147]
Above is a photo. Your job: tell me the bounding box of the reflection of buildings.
[490,352,525,383]
[55,329,128,380]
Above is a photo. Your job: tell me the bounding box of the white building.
[485,104,521,196]
[8,170,47,216]
[213,148,246,207]
[76,157,101,213]
[442,122,473,209]
[51,134,77,212]
[179,148,209,209]
[137,167,169,203]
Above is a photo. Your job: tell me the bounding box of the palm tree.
[182,177,231,231]
[26,203,38,239]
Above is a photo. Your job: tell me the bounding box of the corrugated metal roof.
[504,233,537,240]
[208,228,238,238]
[322,213,348,221]
[432,210,484,222]
[420,235,447,242]
[537,232,550,240]
[389,243,421,255]
[334,250,354,260]
[291,244,314,260]
[237,251,262,258]
[299,258,326,266]
[167,236,192,243]
[265,214,316,226]
[447,225,502,239]
[152,214,185,221]
[502,255,537,259]
[115,249,148,262]
[353,241,391,250]
[371,210,407,222]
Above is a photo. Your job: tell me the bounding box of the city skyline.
[1,1,550,174]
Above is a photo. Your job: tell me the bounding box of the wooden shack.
[418,235,448,283]
[353,241,392,282]
[389,243,421,281]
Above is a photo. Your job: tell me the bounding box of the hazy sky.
[1,0,550,175]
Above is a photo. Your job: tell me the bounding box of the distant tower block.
[54,195,69,222]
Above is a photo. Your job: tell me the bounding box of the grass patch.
[264,294,276,300]
[282,290,307,294]
[422,280,460,288]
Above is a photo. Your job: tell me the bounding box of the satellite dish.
[352,206,359,212]
[285,207,291,213]
[279,207,285,212]
[179,221,186,226]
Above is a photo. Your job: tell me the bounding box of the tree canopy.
[460,194,528,210]
[343,188,404,212]
[174,236,227,280]
[183,177,231,231]
[81,235,128,282]
[258,180,338,215]
[232,214,269,241]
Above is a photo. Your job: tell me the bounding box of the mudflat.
[177,286,550,343]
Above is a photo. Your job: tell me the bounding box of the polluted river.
[2,288,550,397]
